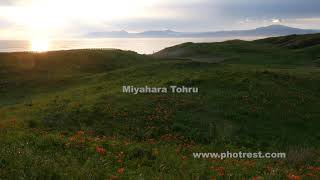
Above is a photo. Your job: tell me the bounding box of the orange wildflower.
[147,138,157,144]
[96,146,106,155]
[211,166,225,176]
[288,174,301,180]
[77,131,85,135]
[305,173,316,177]
[181,156,188,160]
[252,176,261,180]
[307,166,320,172]
[117,167,125,174]
[69,136,76,142]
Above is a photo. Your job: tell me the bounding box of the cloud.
[115,0,320,31]
[0,0,320,38]
[272,19,282,23]
[0,0,14,5]
[219,0,320,18]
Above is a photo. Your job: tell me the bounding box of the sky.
[0,0,320,39]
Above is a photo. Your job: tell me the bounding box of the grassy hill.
[154,34,320,65]
[256,33,320,49]
[0,34,320,179]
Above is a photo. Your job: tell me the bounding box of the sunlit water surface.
[0,37,264,54]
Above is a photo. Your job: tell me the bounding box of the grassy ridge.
[256,33,320,49]
[0,34,320,179]
[0,50,152,105]
[154,35,320,65]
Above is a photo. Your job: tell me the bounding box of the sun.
[31,38,49,52]
[1,0,161,42]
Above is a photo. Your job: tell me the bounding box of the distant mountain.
[86,30,130,38]
[86,29,183,38]
[136,30,182,37]
[86,25,320,38]
[241,25,319,36]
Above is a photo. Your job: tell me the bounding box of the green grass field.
[0,34,320,179]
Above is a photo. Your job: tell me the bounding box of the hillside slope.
[0,34,320,179]
[255,33,320,49]
[154,33,320,65]
[0,49,153,105]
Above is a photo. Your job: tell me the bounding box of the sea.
[0,37,263,54]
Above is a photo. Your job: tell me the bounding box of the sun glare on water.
[31,39,49,52]
[2,0,160,52]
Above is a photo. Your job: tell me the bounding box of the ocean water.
[0,37,263,54]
